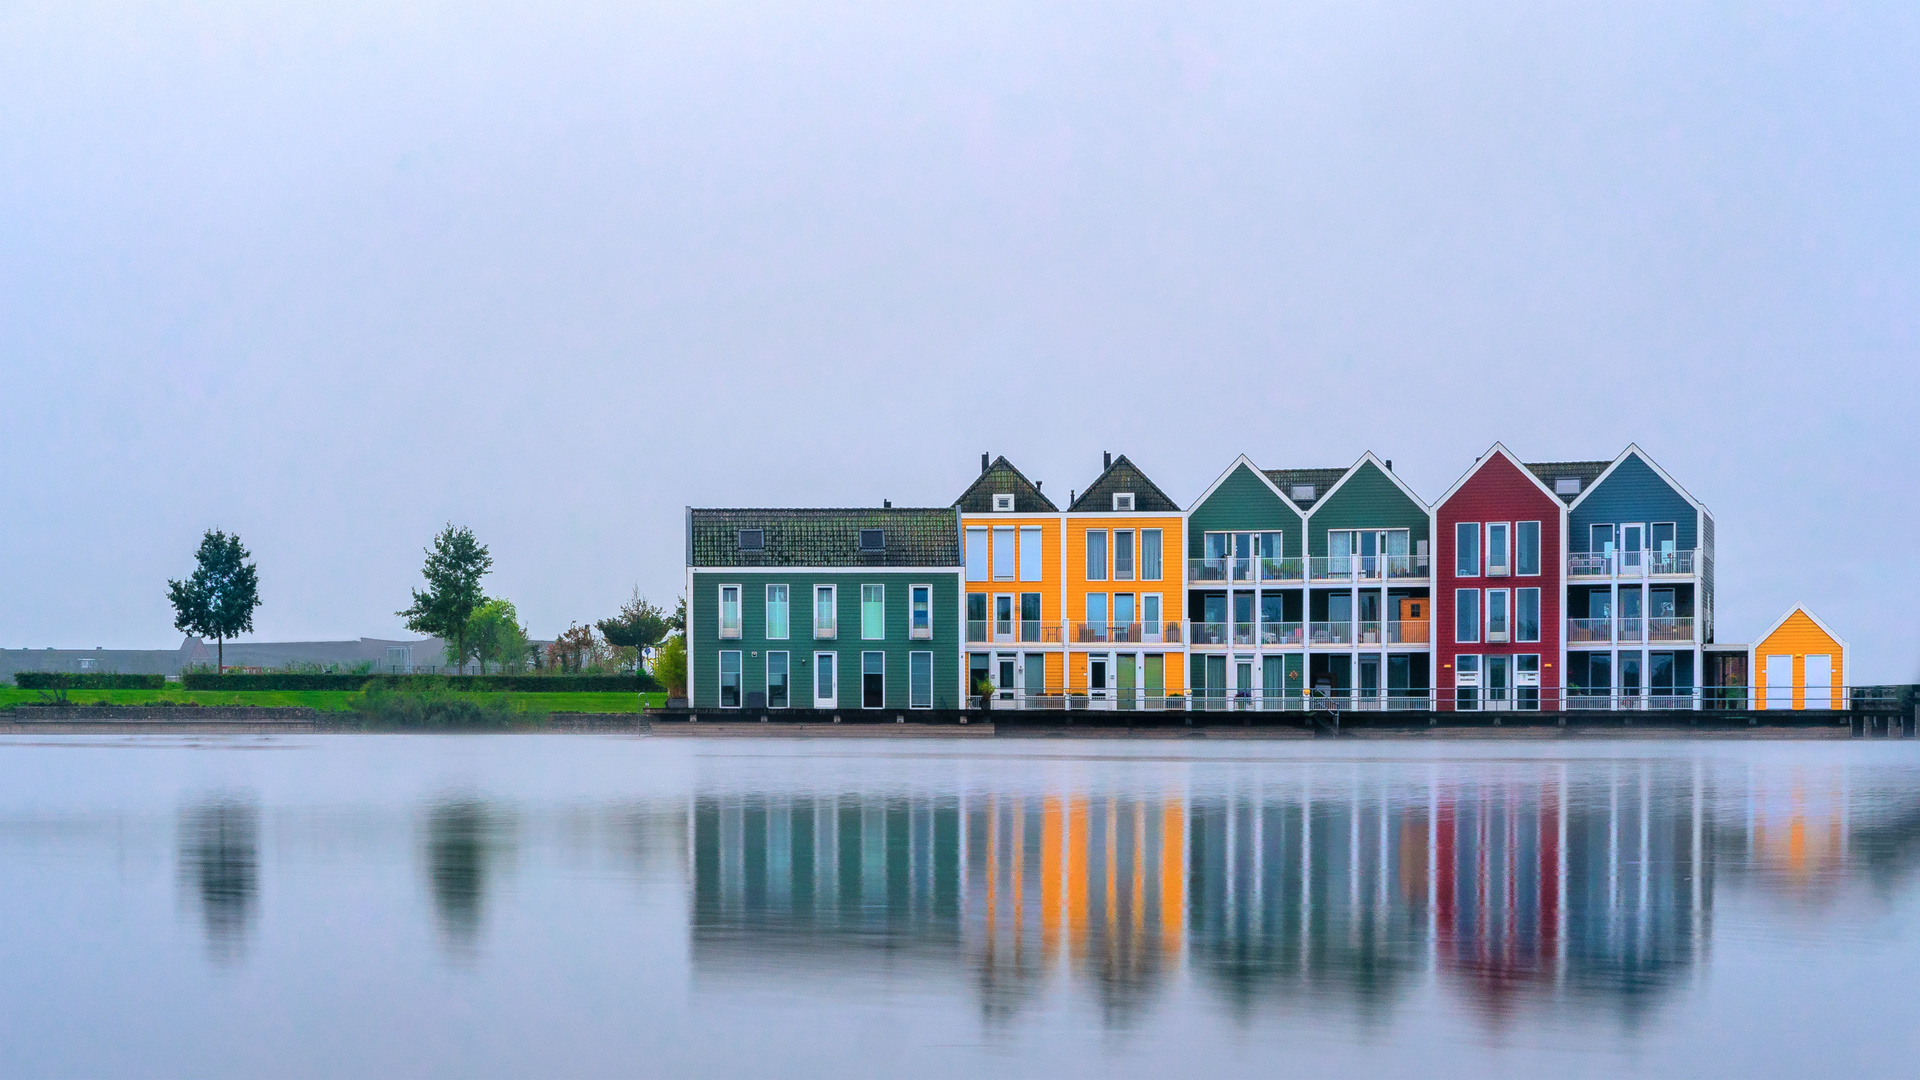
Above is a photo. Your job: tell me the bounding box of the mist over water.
[0,735,1916,1077]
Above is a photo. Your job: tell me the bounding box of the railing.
[1649,550,1698,575]
[1189,621,1229,646]
[1569,549,1702,577]
[973,686,1188,712]
[1566,617,1611,644]
[966,620,988,643]
[1385,554,1430,579]
[1259,556,1305,582]
[1648,616,1694,642]
[1310,556,1381,582]
[1188,557,1229,583]
[968,620,1071,644]
[1067,622,1182,644]
[813,619,837,639]
[1259,621,1304,646]
[966,685,1899,714]
[1616,616,1643,643]
[1388,618,1430,644]
[1309,620,1353,645]
[1355,620,1384,644]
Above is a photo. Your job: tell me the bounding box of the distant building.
[0,636,451,680]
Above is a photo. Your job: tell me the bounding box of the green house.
[685,507,964,713]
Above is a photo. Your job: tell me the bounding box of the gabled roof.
[1525,460,1612,505]
[953,455,1058,513]
[1069,454,1181,512]
[1190,455,1308,517]
[1566,444,1710,517]
[1303,452,1430,514]
[1752,605,1849,652]
[1261,467,1348,509]
[688,507,961,568]
[1437,442,1565,508]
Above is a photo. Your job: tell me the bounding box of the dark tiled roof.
[1068,454,1181,512]
[1262,467,1349,508]
[689,508,960,568]
[1526,460,1613,504]
[953,456,1059,513]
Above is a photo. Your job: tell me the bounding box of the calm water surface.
[2,734,1917,1078]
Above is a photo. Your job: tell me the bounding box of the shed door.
[1804,654,1833,711]
[1764,654,1793,710]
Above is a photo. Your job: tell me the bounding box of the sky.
[1,1,1916,681]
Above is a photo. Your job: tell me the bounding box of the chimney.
[1070,490,1076,505]
[1103,451,1112,470]
[883,499,891,508]
[1386,460,1393,472]
[981,453,990,474]
[1036,480,1042,491]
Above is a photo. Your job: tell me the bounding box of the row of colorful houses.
[684,445,1849,713]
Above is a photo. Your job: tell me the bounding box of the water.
[2,734,1917,1078]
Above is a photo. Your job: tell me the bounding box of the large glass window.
[765,585,789,640]
[861,651,885,708]
[766,652,789,708]
[1019,526,1044,581]
[992,526,1016,581]
[1487,523,1510,576]
[1019,593,1042,642]
[719,650,742,707]
[966,593,987,641]
[1456,588,1480,643]
[719,585,742,638]
[1517,588,1541,642]
[1455,523,1480,576]
[1085,530,1107,580]
[1487,589,1509,641]
[909,652,933,708]
[814,585,836,638]
[860,585,884,639]
[1114,530,1135,580]
[1141,529,1163,580]
[909,585,932,639]
[1086,593,1107,638]
[1455,654,1479,711]
[1517,521,1541,576]
[964,527,988,582]
[815,652,836,705]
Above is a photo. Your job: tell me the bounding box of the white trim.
[1455,587,1481,643]
[1516,520,1543,576]
[813,651,838,708]
[1486,522,1511,577]
[1487,588,1511,643]
[992,493,1016,513]
[1188,454,1309,516]
[765,650,790,708]
[1112,492,1136,512]
[1305,451,1432,521]
[909,583,934,640]
[764,583,790,640]
[908,650,934,708]
[718,584,743,639]
[718,648,743,708]
[813,584,837,640]
[1751,604,1850,654]
[692,565,963,575]
[1517,586,1542,643]
[860,649,886,709]
[859,583,886,640]
[1454,521,1482,577]
[1433,442,1565,508]
[1566,443,1711,518]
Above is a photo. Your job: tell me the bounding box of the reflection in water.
[690,758,1920,1032]
[427,799,512,955]
[179,798,260,963]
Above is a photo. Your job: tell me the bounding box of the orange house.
[956,455,1065,702]
[1751,605,1848,710]
[1061,453,1187,706]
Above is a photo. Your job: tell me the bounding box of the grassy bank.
[0,688,664,713]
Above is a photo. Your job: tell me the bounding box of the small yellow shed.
[1751,606,1849,710]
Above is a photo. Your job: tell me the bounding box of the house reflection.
[426,799,512,957]
[179,798,260,963]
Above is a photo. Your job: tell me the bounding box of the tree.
[548,622,605,673]
[167,530,262,674]
[598,589,670,654]
[468,599,530,674]
[397,525,492,674]
[668,596,686,634]
[653,634,687,698]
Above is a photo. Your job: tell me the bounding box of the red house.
[1434,444,1564,711]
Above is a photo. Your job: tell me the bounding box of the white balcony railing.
[1309,620,1353,645]
[1388,618,1430,644]
[1567,617,1611,644]
[1569,548,1701,578]
[1649,616,1694,642]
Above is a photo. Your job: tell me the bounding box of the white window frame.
[764,584,789,640]
[1085,529,1108,581]
[909,651,933,709]
[909,584,933,640]
[718,585,743,639]
[964,527,989,582]
[1114,529,1135,581]
[860,650,886,709]
[719,649,743,708]
[993,493,1015,512]
[1456,588,1481,643]
[814,584,837,639]
[814,651,837,708]
[1516,521,1542,577]
[1487,523,1510,577]
[1516,587,1541,643]
[765,651,790,709]
[1455,522,1481,577]
[1487,588,1510,643]
[992,525,1017,581]
[1141,528,1163,581]
[1112,492,1135,512]
[860,584,885,640]
[1019,526,1044,582]
[1455,654,1481,711]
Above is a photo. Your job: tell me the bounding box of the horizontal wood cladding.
[962,515,1063,623]
[1064,515,1185,624]
[1569,454,1698,551]
[1187,463,1302,558]
[1306,461,1429,555]
[1435,453,1562,683]
[1753,610,1846,710]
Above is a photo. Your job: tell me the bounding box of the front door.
[1485,655,1510,711]
[1358,654,1380,706]
[1235,658,1253,708]
[1359,530,1379,578]
[996,655,1017,701]
[1620,651,1642,708]
[1088,656,1110,706]
[814,652,837,709]
[1620,524,1645,575]
[1804,654,1833,710]
[1024,653,1047,701]
[1765,654,1793,710]
[1116,654,1137,710]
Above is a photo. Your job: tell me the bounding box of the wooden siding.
[1569,454,1697,551]
[1435,453,1563,691]
[962,514,1063,628]
[690,570,961,710]
[1062,514,1187,693]
[1753,610,1845,710]
[1186,463,1302,559]
[1306,461,1429,555]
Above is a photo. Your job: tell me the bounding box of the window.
[964,528,988,582]
[1487,589,1509,642]
[1019,593,1042,642]
[993,493,1015,512]
[765,585,789,640]
[1141,529,1163,580]
[909,652,933,708]
[1085,530,1108,580]
[1456,654,1480,711]
[1291,484,1315,502]
[910,585,932,639]
[1487,523,1510,576]
[1143,594,1161,636]
[1114,530,1135,580]
[814,585,837,638]
[1517,654,1540,710]
[1456,588,1480,643]
[1555,477,1581,496]
[1455,523,1480,576]
[1517,588,1541,643]
[718,585,742,638]
[1019,526,1044,581]
[861,585,885,639]
[719,651,742,708]
[859,529,885,552]
[1651,522,1677,555]
[1086,593,1108,637]
[1517,521,1541,576]
[862,651,885,708]
[966,593,987,639]
[737,529,764,551]
[815,652,837,707]
[992,525,1016,580]
[766,652,789,708]
[1112,492,1135,512]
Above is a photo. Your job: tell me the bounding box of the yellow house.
[1751,605,1848,710]
[1061,453,1187,706]
[956,455,1065,702]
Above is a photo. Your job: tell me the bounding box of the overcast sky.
[2,1,1915,680]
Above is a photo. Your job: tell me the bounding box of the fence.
[960,684,1909,714]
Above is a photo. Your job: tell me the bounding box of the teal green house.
[685,507,964,712]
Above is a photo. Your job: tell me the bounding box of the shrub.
[340,684,547,730]
[13,673,166,690]
[180,672,659,692]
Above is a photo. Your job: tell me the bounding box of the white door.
[1620,524,1645,575]
[1804,654,1833,711]
[1088,656,1110,707]
[994,595,1015,643]
[814,653,837,709]
[1764,654,1793,710]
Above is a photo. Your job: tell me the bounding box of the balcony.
[1567,618,1611,644]
[1309,620,1353,645]
[1355,620,1385,645]
[813,618,837,640]
[1068,622,1183,645]
[1569,549,1701,578]
[1310,556,1382,582]
[1616,617,1643,643]
[1259,556,1305,582]
[1649,550,1699,575]
[1386,554,1430,580]
[1388,618,1430,644]
[1189,621,1229,646]
[1259,621,1304,646]
[1649,616,1694,642]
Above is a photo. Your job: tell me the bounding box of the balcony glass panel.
[1385,554,1429,579]
[1230,558,1256,583]
[1648,550,1698,575]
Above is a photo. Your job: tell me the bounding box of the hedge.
[179,672,659,693]
[14,672,167,690]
